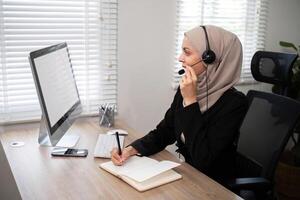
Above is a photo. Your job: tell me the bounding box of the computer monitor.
[29,42,82,147]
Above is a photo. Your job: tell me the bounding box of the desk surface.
[0,117,242,200]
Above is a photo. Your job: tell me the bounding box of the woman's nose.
[178,54,184,62]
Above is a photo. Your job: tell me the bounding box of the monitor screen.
[29,43,82,146]
[33,47,79,127]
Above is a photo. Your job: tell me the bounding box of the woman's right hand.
[111,146,138,166]
[180,65,197,106]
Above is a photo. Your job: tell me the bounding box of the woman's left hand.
[179,65,197,106]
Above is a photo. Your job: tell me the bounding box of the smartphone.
[51,147,88,157]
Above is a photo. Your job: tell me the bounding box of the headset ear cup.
[202,49,216,64]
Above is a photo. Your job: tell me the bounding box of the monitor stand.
[38,115,79,148]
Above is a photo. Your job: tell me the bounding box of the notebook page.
[100,156,180,182]
[122,160,180,182]
[100,156,158,176]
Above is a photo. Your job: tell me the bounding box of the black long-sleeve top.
[130,87,248,181]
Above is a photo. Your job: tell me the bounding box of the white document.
[100,156,180,182]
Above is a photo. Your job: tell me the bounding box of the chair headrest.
[251,51,298,87]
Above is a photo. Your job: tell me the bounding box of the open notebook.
[99,156,182,192]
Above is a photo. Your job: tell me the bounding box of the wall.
[118,0,300,137]
[118,0,176,134]
[265,0,300,52]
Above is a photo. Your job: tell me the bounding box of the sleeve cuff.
[129,140,148,156]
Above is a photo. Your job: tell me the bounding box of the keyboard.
[94,134,125,158]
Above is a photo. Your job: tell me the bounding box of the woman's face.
[178,36,206,76]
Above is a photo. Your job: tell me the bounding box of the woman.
[111,25,248,182]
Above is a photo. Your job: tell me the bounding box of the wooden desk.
[0,117,242,200]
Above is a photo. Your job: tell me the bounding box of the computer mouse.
[106,129,128,136]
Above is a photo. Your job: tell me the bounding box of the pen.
[100,103,108,125]
[115,131,122,155]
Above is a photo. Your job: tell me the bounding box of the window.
[174,0,269,88]
[0,0,118,123]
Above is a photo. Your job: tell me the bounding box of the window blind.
[0,0,118,123]
[174,0,269,88]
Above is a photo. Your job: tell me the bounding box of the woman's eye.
[184,51,190,56]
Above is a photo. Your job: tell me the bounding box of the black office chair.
[251,51,298,96]
[225,90,300,200]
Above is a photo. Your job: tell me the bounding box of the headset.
[200,25,216,65]
[178,25,216,75]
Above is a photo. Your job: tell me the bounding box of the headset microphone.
[178,59,203,75]
[178,69,185,75]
